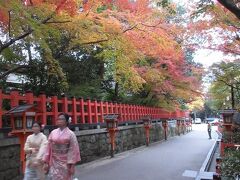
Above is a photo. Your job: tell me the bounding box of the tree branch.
[122,23,139,33]
[218,78,240,90]
[80,39,109,45]
[0,65,30,80]
[0,13,55,54]
[0,0,70,54]
[0,30,33,54]
[141,21,163,28]
[217,0,240,20]
[45,20,71,24]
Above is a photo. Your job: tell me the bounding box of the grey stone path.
[75,124,218,180]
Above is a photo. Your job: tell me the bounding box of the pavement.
[75,124,218,180]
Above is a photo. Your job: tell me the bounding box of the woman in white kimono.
[24,122,48,180]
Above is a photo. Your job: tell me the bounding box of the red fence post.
[143,106,145,116]
[72,97,77,124]
[62,96,68,113]
[114,102,118,115]
[26,91,34,104]
[100,101,104,123]
[80,98,85,124]
[10,89,19,107]
[39,93,47,126]
[138,106,141,118]
[134,105,137,120]
[0,89,2,128]
[135,105,138,120]
[130,105,133,120]
[52,96,58,125]
[110,102,114,113]
[94,99,98,123]
[127,104,132,121]
[131,105,134,120]
[87,98,92,124]
[122,104,126,121]
[119,103,122,122]
[105,101,109,114]
[137,105,140,120]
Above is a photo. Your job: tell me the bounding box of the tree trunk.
[218,0,240,20]
[231,84,235,109]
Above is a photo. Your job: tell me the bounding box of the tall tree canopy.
[0,0,203,109]
[209,60,240,110]
[188,0,240,56]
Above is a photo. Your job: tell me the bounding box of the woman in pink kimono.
[43,113,81,180]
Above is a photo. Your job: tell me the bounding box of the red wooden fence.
[0,89,189,128]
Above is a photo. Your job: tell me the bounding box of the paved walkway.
[75,124,218,180]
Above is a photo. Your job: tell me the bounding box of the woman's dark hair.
[32,121,42,128]
[58,112,70,125]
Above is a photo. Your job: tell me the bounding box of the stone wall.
[77,121,182,164]
[0,120,188,179]
[0,138,21,180]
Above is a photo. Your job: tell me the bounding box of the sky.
[194,49,223,68]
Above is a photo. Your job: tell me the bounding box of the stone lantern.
[142,115,152,146]
[5,104,38,172]
[162,119,168,140]
[104,114,119,158]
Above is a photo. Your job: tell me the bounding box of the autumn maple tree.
[0,0,203,110]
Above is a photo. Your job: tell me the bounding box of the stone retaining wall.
[0,138,21,180]
[77,121,182,163]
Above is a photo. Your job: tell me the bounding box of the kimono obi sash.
[52,143,70,154]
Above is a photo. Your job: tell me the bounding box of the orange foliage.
[22,0,77,15]
[0,0,203,108]
[0,8,8,26]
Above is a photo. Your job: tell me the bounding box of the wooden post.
[138,106,141,120]
[122,104,126,121]
[145,126,150,146]
[114,102,118,115]
[52,96,58,125]
[132,105,135,120]
[130,105,133,120]
[80,98,85,124]
[119,103,123,122]
[105,101,109,114]
[10,89,19,107]
[94,99,98,123]
[19,133,30,173]
[100,101,104,123]
[39,93,47,126]
[127,104,130,120]
[72,97,77,124]
[25,90,34,104]
[87,98,92,124]
[62,96,68,113]
[109,129,117,158]
[110,102,114,113]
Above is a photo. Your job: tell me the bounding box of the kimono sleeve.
[24,135,32,154]
[42,132,52,163]
[36,134,48,160]
[67,132,81,164]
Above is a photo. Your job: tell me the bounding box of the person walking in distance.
[207,122,212,139]
[43,113,81,180]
